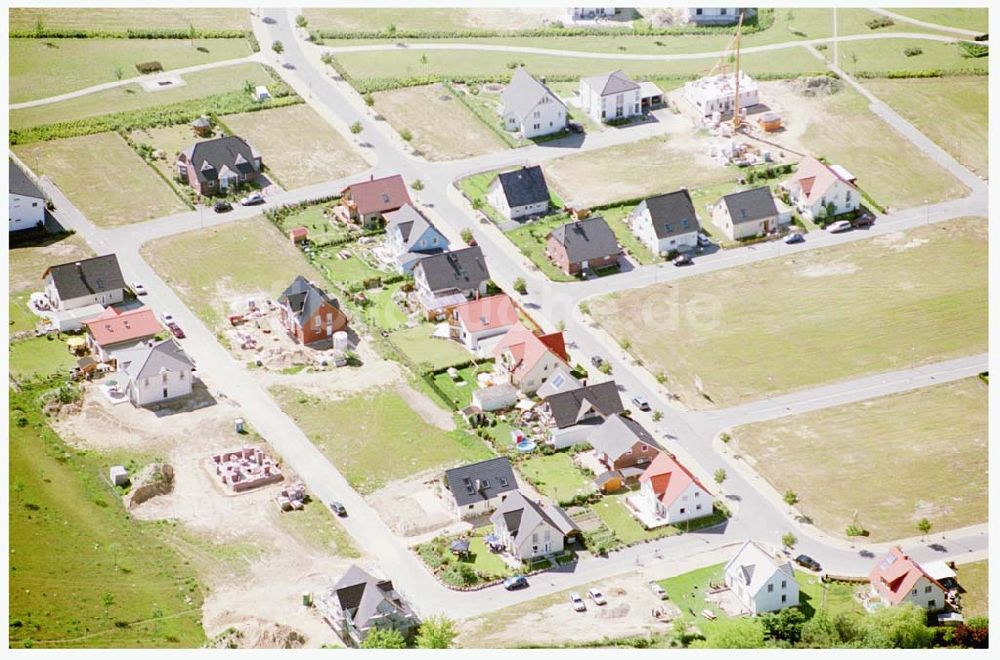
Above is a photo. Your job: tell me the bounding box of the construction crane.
[706,11,746,131]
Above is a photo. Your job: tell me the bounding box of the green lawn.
[891,8,989,34]
[387,324,474,371]
[956,560,988,619]
[272,202,355,245]
[10,37,252,104]
[9,294,41,336]
[836,38,989,78]
[599,204,657,264]
[309,244,389,288]
[430,362,494,410]
[305,7,562,33]
[9,379,206,648]
[734,377,988,542]
[591,492,681,546]
[506,215,577,282]
[517,452,594,504]
[10,7,251,32]
[363,283,410,331]
[273,498,360,558]
[457,170,509,224]
[591,217,987,408]
[796,571,866,620]
[272,386,493,494]
[9,334,80,381]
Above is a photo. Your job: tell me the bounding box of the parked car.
[569,592,587,612]
[167,322,185,339]
[784,232,805,244]
[673,253,693,266]
[588,588,607,605]
[329,501,347,517]
[794,554,822,572]
[161,311,175,325]
[567,120,584,134]
[591,355,604,368]
[850,214,875,228]
[132,282,147,296]
[697,234,712,247]
[649,581,668,600]
[826,220,852,233]
[240,191,265,206]
[213,200,233,213]
[632,396,651,412]
[504,575,529,590]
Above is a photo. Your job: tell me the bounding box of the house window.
[326,313,333,323]
[179,372,185,380]
[534,111,540,118]
[467,504,473,510]
[533,123,541,130]
[679,508,686,514]
[912,588,918,595]
[314,316,321,328]
[767,584,774,593]
[781,594,787,603]
[924,586,932,593]
[721,8,728,15]
[781,580,787,589]
[640,444,648,452]
[696,504,702,510]
[694,492,700,497]
[928,599,936,608]
[163,387,168,398]
[625,449,632,456]
[696,8,703,14]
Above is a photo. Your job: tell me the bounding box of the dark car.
[214,200,233,213]
[591,355,604,368]
[167,323,185,339]
[567,120,584,134]
[795,554,822,572]
[503,575,529,590]
[850,214,875,228]
[784,232,805,244]
[673,253,693,266]
[329,501,347,517]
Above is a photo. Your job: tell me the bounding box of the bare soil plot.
[732,377,988,542]
[304,7,564,32]
[220,104,369,189]
[9,7,251,31]
[590,217,987,408]
[8,232,93,293]
[372,83,508,161]
[14,132,188,226]
[130,123,204,184]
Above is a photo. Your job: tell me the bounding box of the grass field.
[591,492,681,546]
[220,104,369,189]
[11,63,273,130]
[8,232,94,293]
[862,76,988,178]
[272,386,493,494]
[505,215,578,282]
[304,7,562,32]
[271,202,355,244]
[9,294,40,336]
[517,452,595,503]
[372,83,509,160]
[364,283,410,331]
[128,123,202,184]
[891,8,989,34]
[836,38,989,77]
[9,380,205,648]
[14,133,188,227]
[10,37,252,104]
[588,204,657,264]
[310,244,389,288]
[387,324,474,371]
[430,362,494,410]
[9,7,250,32]
[9,335,78,380]
[141,216,325,327]
[733,377,988,541]
[956,560,988,619]
[273,499,360,558]
[590,217,987,408]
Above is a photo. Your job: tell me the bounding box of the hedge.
[853,67,988,79]
[958,41,989,58]
[10,28,251,39]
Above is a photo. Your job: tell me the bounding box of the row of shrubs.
[958,41,989,58]
[11,27,250,39]
[853,67,987,80]
[864,16,894,30]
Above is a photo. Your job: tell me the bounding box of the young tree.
[271,40,284,59]
[460,228,473,245]
[386,23,397,35]
[34,16,45,37]
[916,518,932,538]
[783,490,799,508]
[295,14,308,29]
[114,66,124,81]
[761,607,806,643]
[652,410,663,422]
[860,603,935,649]
[714,468,727,486]
[781,532,798,552]
[420,53,429,65]
[188,22,196,46]
[410,179,424,192]
[349,121,363,135]
[320,51,334,66]
[415,615,458,649]
[399,128,413,142]
[556,319,566,331]
[800,610,841,648]
[361,628,407,649]
[513,277,527,294]
[363,92,375,107]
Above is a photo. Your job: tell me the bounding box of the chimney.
[474,479,483,492]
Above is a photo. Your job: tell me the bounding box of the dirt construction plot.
[373,83,509,161]
[367,474,460,537]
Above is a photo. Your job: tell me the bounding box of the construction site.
[211,446,285,493]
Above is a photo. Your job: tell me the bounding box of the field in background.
[834,38,989,77]
[9,7,251,31]
[304,7,564,32]
[891,8,989,33]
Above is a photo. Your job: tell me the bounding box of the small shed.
[254,85,271,102]
[191,115,212,136]
[449,538,471,556]
[289,226,308,244]
[594,469,624,493]
[639,80,665,109]
[109,465,130,487]
[758,111,782,132]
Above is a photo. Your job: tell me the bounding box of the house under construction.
[683,11,760,125]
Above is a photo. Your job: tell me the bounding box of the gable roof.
[452,294,519,334]
[414,246,490,293]
[444,456,519,507]
[535,366,582,399]
[587,414,662,460]
[490,490,579,539]
[639,451,711,507]
[502,67,566,121]
[493,166,550,209]
[117,338,194,383]
[491,322,568,379]
[182,135,259,183]
[385,204,436,248]
[44,254,125,301]
[725,540,797,596]
[10,159,44,199]
[545,380,624,429]
[869,546,946,605]
[343,174,412,216]
[633,189,700,239]
[719,186,778,225]
[548,216,619,264]
[84,306,161,347]
[332,565,414,631]
[786,156,858,207]
[278,276,340,326]
[582,69,640,96]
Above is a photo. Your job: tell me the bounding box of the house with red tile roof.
[338,174,412,228]
[628,451,713,527]
[83,306,162,363]
[780,156,860,221]
[449,294,520,351]
[868,546,947,612]
[491,322,567,394]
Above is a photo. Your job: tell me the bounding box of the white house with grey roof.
[541,380,624,449]
[724,540,800,615]
[444,456,519,519]
[9,159,46,232]
[629,189,701,256]
[502,67,568,139]
[486,165,552,221]
[412,246,491,319]
[711,186,782,240]
[383,204,450,274]
[43,254,126,311]
[489,490,580,561]
[579,70,641,123]
[319,565,419,647]
[115,339,195,407]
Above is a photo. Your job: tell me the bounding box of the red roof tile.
[868,546,945,605]
[84,307,162,347]
[453,294,519,334]
[639,452,711,507]
[342,174,412,216]
[491,322,567,379]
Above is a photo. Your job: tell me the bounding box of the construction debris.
[276,482,307,511]
[212,446,284,493]
[791,75,843,97]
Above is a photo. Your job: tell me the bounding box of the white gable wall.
[10,192,45,232]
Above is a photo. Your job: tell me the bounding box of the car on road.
[591,355,604,368]
[132,282,147,296]
[673,253,693,266]
[567,120,584,134]
[569,592,587,612]
[587,588,607,605]
[167,322,185,339]
[794,554,822,572]
[161,311,175,325]
[503,575,529,590]
[826,220,852,233]
[632,396,651,412]
[850,214,875,228]
[649,581,667,600]
[213,200,233,213]
[329,501,347,517]
[240,191,265,206]
[784,232,805,244]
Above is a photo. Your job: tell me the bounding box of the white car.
[240,191,265,206]
[587,588,607,606]
[132,282,147,296]
[649,581,667,600]
[569,593,586,612]
[161,311,175,325]
[826,220,852,233]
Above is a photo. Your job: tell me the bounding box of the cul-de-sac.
[7,4,990,651]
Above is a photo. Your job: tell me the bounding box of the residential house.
[444,456,519,519]
[489,490,580,561]
[412,246,491,319]
[339,174,412,228]
[630,451,714,526]
[83,306,162,363]
[724,540,800,614]
[586,414,662,492]
[535,365,582,399]
[384,204,450,274]
[176,135,261,196]
[711,186,781,240]
[43,254,125,311]
[9,159,46,233]
[277,275,349,346]
[687,7,755,25]
[629,189,700,256]
[571,8,617,19]
[780,156,861,221]
[320,565,419,647]
[115,338,195,407]
[502,67,568,139]
[486,165,551,222]
[491,322,568,394]
[578,70,641,123]
[868,546,948,612]
[541,380,624,449]
[449,293,520,351]
[470,382,519,413]
[545,216,619,276]
[684,71,759,118]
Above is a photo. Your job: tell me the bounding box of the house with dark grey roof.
[629,189,701,257]
[384,204,450,274]
[115,339,195,407]
[545,216,619,276]
[412,246,491,319]
[319,565,419,647]
[489,490,580,561]
[711,186,781,240]
[43,254,126,311]
[486,166,551,221]
[444,456,519,518]
[177,135,261,196]
[278,276,348,346]
[579,69,641,123]
[586,414,663,492]
[9,159,46,233]
[541,380,625,449]
[502,67,568,139]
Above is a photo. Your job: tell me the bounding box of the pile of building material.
[276,482,307,511]
[791,75,843,97]
[212,446,283,492]
[712,139,771,167]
